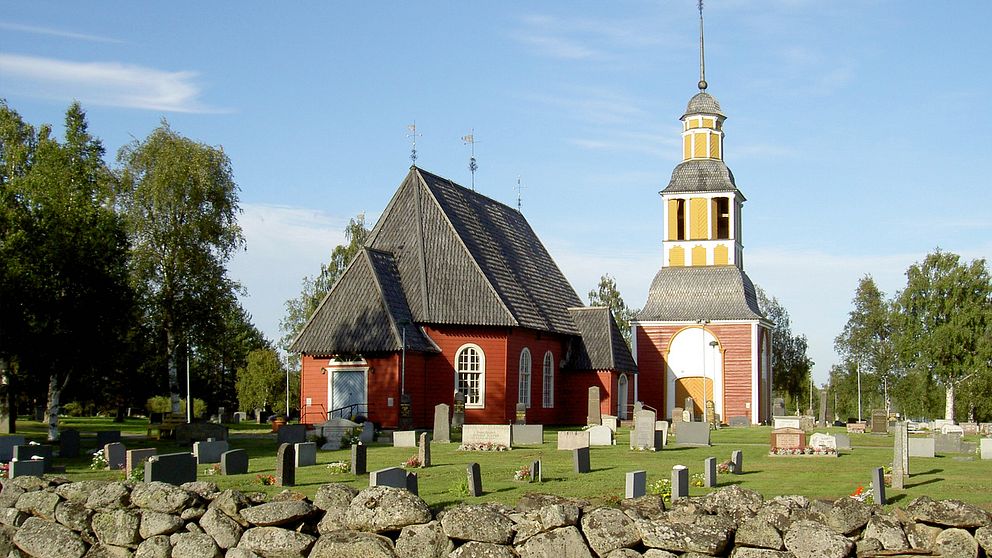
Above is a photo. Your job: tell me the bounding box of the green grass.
[12,419,992,512]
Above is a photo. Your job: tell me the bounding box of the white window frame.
[518,348,532,408]
[455,343,486,409]
[542,351,554,408]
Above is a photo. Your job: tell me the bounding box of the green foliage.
[834,276,897,418]
[587,273,638,348]
[236,349,292,415]
[145,395,206,418]
[756,286,814,409]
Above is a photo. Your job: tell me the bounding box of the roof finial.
[698,0,708,91]
[407,122,421,165]
[461,129,478,191]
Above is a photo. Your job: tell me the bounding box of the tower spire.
[698,0,707,91]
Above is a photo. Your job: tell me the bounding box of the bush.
[145,396,207,418]
[62,402,85,417]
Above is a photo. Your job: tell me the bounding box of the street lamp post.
[709,339,720,426]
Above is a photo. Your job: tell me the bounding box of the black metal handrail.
[327,403,368,421]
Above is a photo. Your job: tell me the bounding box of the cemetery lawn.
[16,419,992,512]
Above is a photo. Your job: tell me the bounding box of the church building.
[291,167,636,429]
[632,11,773,425]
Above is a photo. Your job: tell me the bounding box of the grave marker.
[144,453,196,485]
[393,430,418,447]
[671,465,689,500]
[418,433,431,468]
[728,416,750,428]
[892,422,908,489]
[602,415,619,432]
[351,443,367,475]
[14,445,53,471]
[221,449,248,475]
[467,463,482,497]
[631,409,657,451]
[656,421,669,447]
[276,443,295,487]
[870,411,888,434]
[818,392,828,427]
[511,425,544,445]
[359,422,375,444]
[586,425,613,446]
[908,438,935,458]
[276,424,307,446]
[731,450,743,474]
[433,404,451,443]
[770,427,806,451]
[626,470,646,498]
[684,398,695,422]
[405,471,418,495]
[773,416,801,430]
[809,433,837,451]
[9,459,45,478]
[834,433,852,450]
[96,431,121,448]
[318,417,359,450]
[462,425,511,447]
[871,467,886,505]
[126,448,157,478]
[104,442,126,470]
[573,447,590,474]
[557,431,590,450]
[704,457,717,487]
[847,422,866,434]
[676,422,711,446]
[294,442,317,467]
[934,432,964,454]
[516,402,527,425]
[369,467,407,489]
[452,392,465,430]
[59,430,80,459]
[980,439,992,460]
[587,387,601,426]
[193,440,229,464]
[772,398,786,418]
[530,460,542,483]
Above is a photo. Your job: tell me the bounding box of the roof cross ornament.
[698,0,708,91]
[406,122,422,165]
[461,129,479,191]
[514,175,526,213]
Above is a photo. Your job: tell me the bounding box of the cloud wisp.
[0,21,124,44]
[0,53,226,113]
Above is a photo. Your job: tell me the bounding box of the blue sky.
[2,1,990,384]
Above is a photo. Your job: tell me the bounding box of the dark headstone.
[587,386,601,426]
[193,440,229,464]
[294,442,317,467]
[59,430,80,458]
[871,411,888,434]
[369,467,407,489]
[126,448,157,478]
[144,452,196,485]
[452,393,465,430]
[731,450,743,474]
[9,459,45,478]
[676,421,711,446]
[176,423,228,444]
[772,398,786,418]
[399,393,413,431]
[467,462,482,497]
[96,431,121,448]
[871,466,886,505]
[276,424,307,446]
[433,404,451,443]
[351,443,367,475]
[728,416,750,428]
[255,409,265,424]
[418,433,431,468]
[671,465,689,500]
[276,443,295,487]
[14,444,53,471]
[515,402,527,425]
[626,470,646,498]
[0,435,26,461]
[704,457,717,487]
[405,471,418,495]
[220,449,248,475]
[104,442,126,470]
[573,446,590,474]
[530,460,542,483]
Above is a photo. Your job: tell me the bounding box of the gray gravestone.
[232,411,246,423]
[871,411,887,434]
[144,453,196,485]
[59,430,80,458]
[96,431,121,448]
[835,433,852,450]
[632,409,657,450]
[418,433,431,468]
[467,463,482,497]
[772,398,786,418]
[221,449,248,475]
[981,439,992,460]
[934,432,963,454]
[318,417,359,450]
[351,443,367,475]
[512,425,544,445]
[892,422,907,489]
[530,460,542,483]
[126,448,157,478]
[704,457,717,487]
[452,393,465,430]
[276,443,295,487]
[573,447,590,474]
[626,470,646,498]
[587,386,601,426]
[557,431,589,450]
[360,422,375,444]
[818,392,828,427]
[728,416,750,428]
[393,431,418,447]
[671,465,689,500]
[9,459,45,478]
[193,440,229,464]
[294,442,317,467]
[587,425,614,446]
[656,421,670,448]
[676,421,711,446]
[516,402,527,425]
[433,404,451,443]
[684,398,695,422]
[671,407,683,427]
[276,424,307,446]
[0,436,25,462]
[871,466,886,505]
[602,415,619,432]
[406,471,418,495]
[909,437,935,458]
[369,467,407,489]
[731,450,743,474]
[104,442,126,470]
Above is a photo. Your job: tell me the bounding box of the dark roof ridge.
[363,248,440,353]
[288,244,369,352]
[414,166,518,214]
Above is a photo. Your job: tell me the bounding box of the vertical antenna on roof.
[698,0,708,91]
[461,129,478,191]
[406,122,421,165]
[514,175,525,213]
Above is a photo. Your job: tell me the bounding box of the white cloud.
[0,53,225,113]
[0,22,124,43]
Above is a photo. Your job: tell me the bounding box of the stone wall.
[0,476,990,558]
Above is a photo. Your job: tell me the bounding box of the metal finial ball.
[698,79,708,90]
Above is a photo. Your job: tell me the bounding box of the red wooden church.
[292,167,636,428]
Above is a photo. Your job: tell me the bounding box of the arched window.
[542,351,554,408]
[518,348,532,408]
[455,344,485,408]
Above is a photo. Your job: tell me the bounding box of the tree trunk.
[0,358,14,434]
[46,374,60,441]
[167,329,181,415]
[944,382,955,423]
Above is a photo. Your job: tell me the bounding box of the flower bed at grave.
[769,446,837,456]
[457,442,509,452]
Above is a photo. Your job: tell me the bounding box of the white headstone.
[461,425,512,448]
[940,424,964,435]
[557,430,590,450]
[809,432,837,450]
[980,438,992,460]
[601,415,619,432]
[393,430,418,447]
[586,425,614,446]
[774,416,802,430]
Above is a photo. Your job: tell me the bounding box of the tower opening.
[715,197,730,239]
[676,199,686,240]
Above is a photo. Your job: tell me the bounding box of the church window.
[715,197,730,239]
[542,351,554,408]
[675,199,686,240]
[456,344,485,408]
[518,348,532,408]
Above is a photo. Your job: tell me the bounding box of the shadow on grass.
[887,493,908,504]
[905,477,942,489]
[914,468,943,475]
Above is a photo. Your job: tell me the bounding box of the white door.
[330,370,366,419]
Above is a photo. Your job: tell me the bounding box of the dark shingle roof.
[564,307,637,373]
[290,248,438,355]
[637,266,765,322]
[683,92,724,118]
[661,159,742,195]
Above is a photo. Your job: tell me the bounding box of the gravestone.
[516,402,527,425]
[221,449,248,475]
[656,421,670,447]
[399,393,413,431]
[809,433,837,451]
[144,453,196,485]
[704,457,717,487]
[360,422,375,444]
[587,387,601,426]
[369,467,407,489]
[626,470,646,498]
[433,404,451,443]
[771,427,806,451]
[530,460,542,483]
[818,392,828,427]
[870,411,888,434]
[773,416,801,430]
[602,415,619,432]
[9,459,45,478]
[631,409,658,450]
[452,392,466,429]
[318,418,359,450]
[940,423,964,435]
[671,407,683,430]
[276,443,295,487]
[980,439,992,460]
[351,443,367,475]
[177,423,228,444]
[255,409,265,424]
[586,425,613,446]
[731,450,743,474]
[417,433,431,468]
[193,440,229,464]
[276,424,307,446]
[834,433,852,450]
[557,431,590,450]
[684,398,695,422]
[511,425,543,445]
[467,463,482,497]
[633,401,643,414]
[728,416,750,428]
[908,437,935,458]
[0,436,26,462]
[14,445,53,471]
[104,442,126,470]
[847,422,866,434]
[59,430,80,458]
[294,442,317,467]
[573,447,590,474]
[96,431,121,448]
[405,471,418,495]
[960,422,978,436]
[676,422,711,446]
[462,425,511,447]
[705,400,717,427]
[126,448,157,478]
[934,432,963,454]
[892,422,908,489]
[772,398,786,418]
[871,467,886,505]
[671,465,689,500]
[393,431,418,447]
[233,411,247,423]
